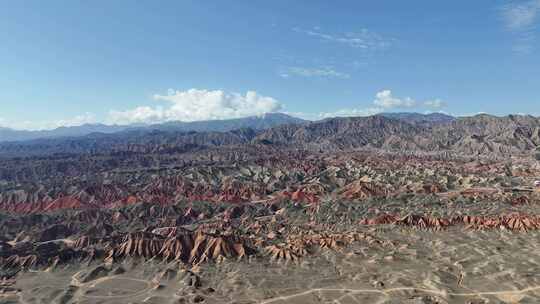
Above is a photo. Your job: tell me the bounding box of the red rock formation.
[72,236,99,250]
[109,232,165,259]
[3,255,38,269]
[360,214,398,225]
[341,179,389,200]
[159,232,194,262]
[189,230,251,265]
[265,243,305,262]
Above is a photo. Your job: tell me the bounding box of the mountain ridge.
[0,113,539,158]
[0,113,305,143]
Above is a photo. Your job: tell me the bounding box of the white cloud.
[424,99,447,110]
[108,106,164,125]
[318,107,384,119]
[287,107,383,121]
[373,90,447,110]
[294,27,391,50]
[52,112,97,128]
[501,0,540,30]
[499,0,540,53]
[280,66,350,79]
[2,89,448,130]
[288,90,447,121]
[108,88,283,125]
[0,113,97,131]
[373,90,416,108]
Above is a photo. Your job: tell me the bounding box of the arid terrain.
[1,114,540,304]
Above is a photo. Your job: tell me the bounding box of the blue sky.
[1,1,539,129]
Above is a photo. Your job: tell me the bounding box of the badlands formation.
[1,114,540,303]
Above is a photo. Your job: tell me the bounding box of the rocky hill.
[257,114,540,155]
[377,112,455,125]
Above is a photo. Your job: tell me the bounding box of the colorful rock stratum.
[2,114,540,304]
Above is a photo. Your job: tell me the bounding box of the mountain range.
[0,113,539,158]
[0,113,305,143]
[0,112,459,143]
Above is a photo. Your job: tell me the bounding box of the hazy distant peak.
[0,113,306,143]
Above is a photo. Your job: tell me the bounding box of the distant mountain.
[256,115,424,150]
[377,112,455,124]
[0,113,306,143]
[147,113,306,133]
[256,114,540,155]
[0,124,133,142]
[1,113,538,158]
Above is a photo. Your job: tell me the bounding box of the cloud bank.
[0,113,97,131]
[108,89,283,125]
[373,90,445,110]
[373,90,416,108]
[2,89,447,130]
[292,90,447,120]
